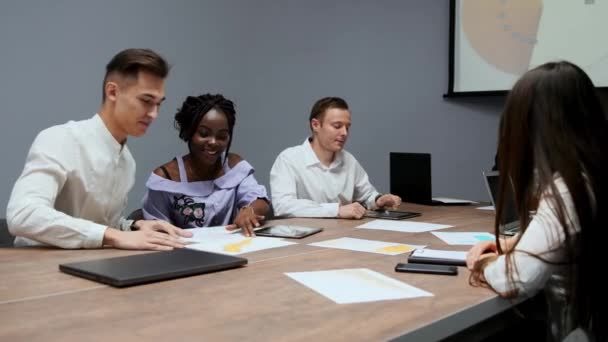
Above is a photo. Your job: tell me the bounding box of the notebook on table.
[59,248,247,287]
[407,248,467,266]
[483,170,520,236]
[390,152,473,205]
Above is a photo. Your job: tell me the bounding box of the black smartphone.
[394,262,458,275]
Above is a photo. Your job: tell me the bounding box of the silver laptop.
[483,171,519,236]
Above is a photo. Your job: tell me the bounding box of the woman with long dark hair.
[467,61,607,341]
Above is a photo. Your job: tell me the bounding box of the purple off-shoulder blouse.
[142,155,268,228]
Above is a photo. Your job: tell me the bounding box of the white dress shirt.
[484,177,580,295]
[270,138,380,218]
[6,114,135,248]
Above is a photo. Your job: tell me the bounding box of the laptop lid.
[390,152,432,204]
[59,248,247,287]
[482,171,519,233]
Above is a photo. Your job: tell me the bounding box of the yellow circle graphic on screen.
[463,0,542,75]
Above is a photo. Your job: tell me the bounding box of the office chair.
[127,209,144,221]
[0,218,15,247]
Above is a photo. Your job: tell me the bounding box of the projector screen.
[447,0,608,96]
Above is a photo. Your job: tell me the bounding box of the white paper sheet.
[410,248,467,262]
[476,205,495,211]
[431,232,495,245]
[180,226,233,244]
[309,237,425,255]
[186,234,296,255]
[432,197,478,204]
[285,268,433,304]
[356,220,452,233]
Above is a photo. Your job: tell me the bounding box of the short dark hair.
[309,97,349,130]
[102,48,169,101]
[174,94,237,163]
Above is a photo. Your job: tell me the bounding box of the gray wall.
[0,0,505,214]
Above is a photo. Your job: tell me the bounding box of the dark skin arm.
[227,198,270,236]
[223,153,270,236]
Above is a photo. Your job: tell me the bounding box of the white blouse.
[484,177,580,295]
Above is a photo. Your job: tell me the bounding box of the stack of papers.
[285,268,433,304]
[407,248,467,266]
[356,220,452,233]
[432,197,478,204]
[182,226,296,255]
[431,232,495,245]
[309,237,424,255]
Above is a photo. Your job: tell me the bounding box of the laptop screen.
[483,171,519,231]
[390,152,432,204]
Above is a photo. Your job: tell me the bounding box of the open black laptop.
[59,248,247,287]
[390,152,471,205]
[483,170,520,235]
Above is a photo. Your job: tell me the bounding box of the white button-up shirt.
[270,139,380,218]
[6,114,135,248]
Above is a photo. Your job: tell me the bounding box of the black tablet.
[364,210,421,220]
[254,225,323,239]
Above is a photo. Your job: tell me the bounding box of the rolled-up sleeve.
[6,130,107,249]
[352,159,381,210]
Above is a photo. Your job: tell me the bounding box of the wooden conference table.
[0,203,519,341]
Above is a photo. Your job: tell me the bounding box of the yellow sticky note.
[376,245,414,253]
[224,238,253,253]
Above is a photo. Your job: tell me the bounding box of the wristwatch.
[130,220,140,231]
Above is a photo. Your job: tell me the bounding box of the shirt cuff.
[83,223,110,249]
[366,192,382,210]
[320,203,340,218]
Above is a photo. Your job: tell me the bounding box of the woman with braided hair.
[142,93,269,236]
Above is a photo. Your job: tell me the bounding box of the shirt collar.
[302,138,344,169]
[92,113,126,154]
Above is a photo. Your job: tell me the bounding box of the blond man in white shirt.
[270,97,401,219]
[6,48,192,250]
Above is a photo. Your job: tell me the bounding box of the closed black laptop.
[59,248,247,287]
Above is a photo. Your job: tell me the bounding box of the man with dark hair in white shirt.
[270,97,401,219]
[6,48,192,250]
